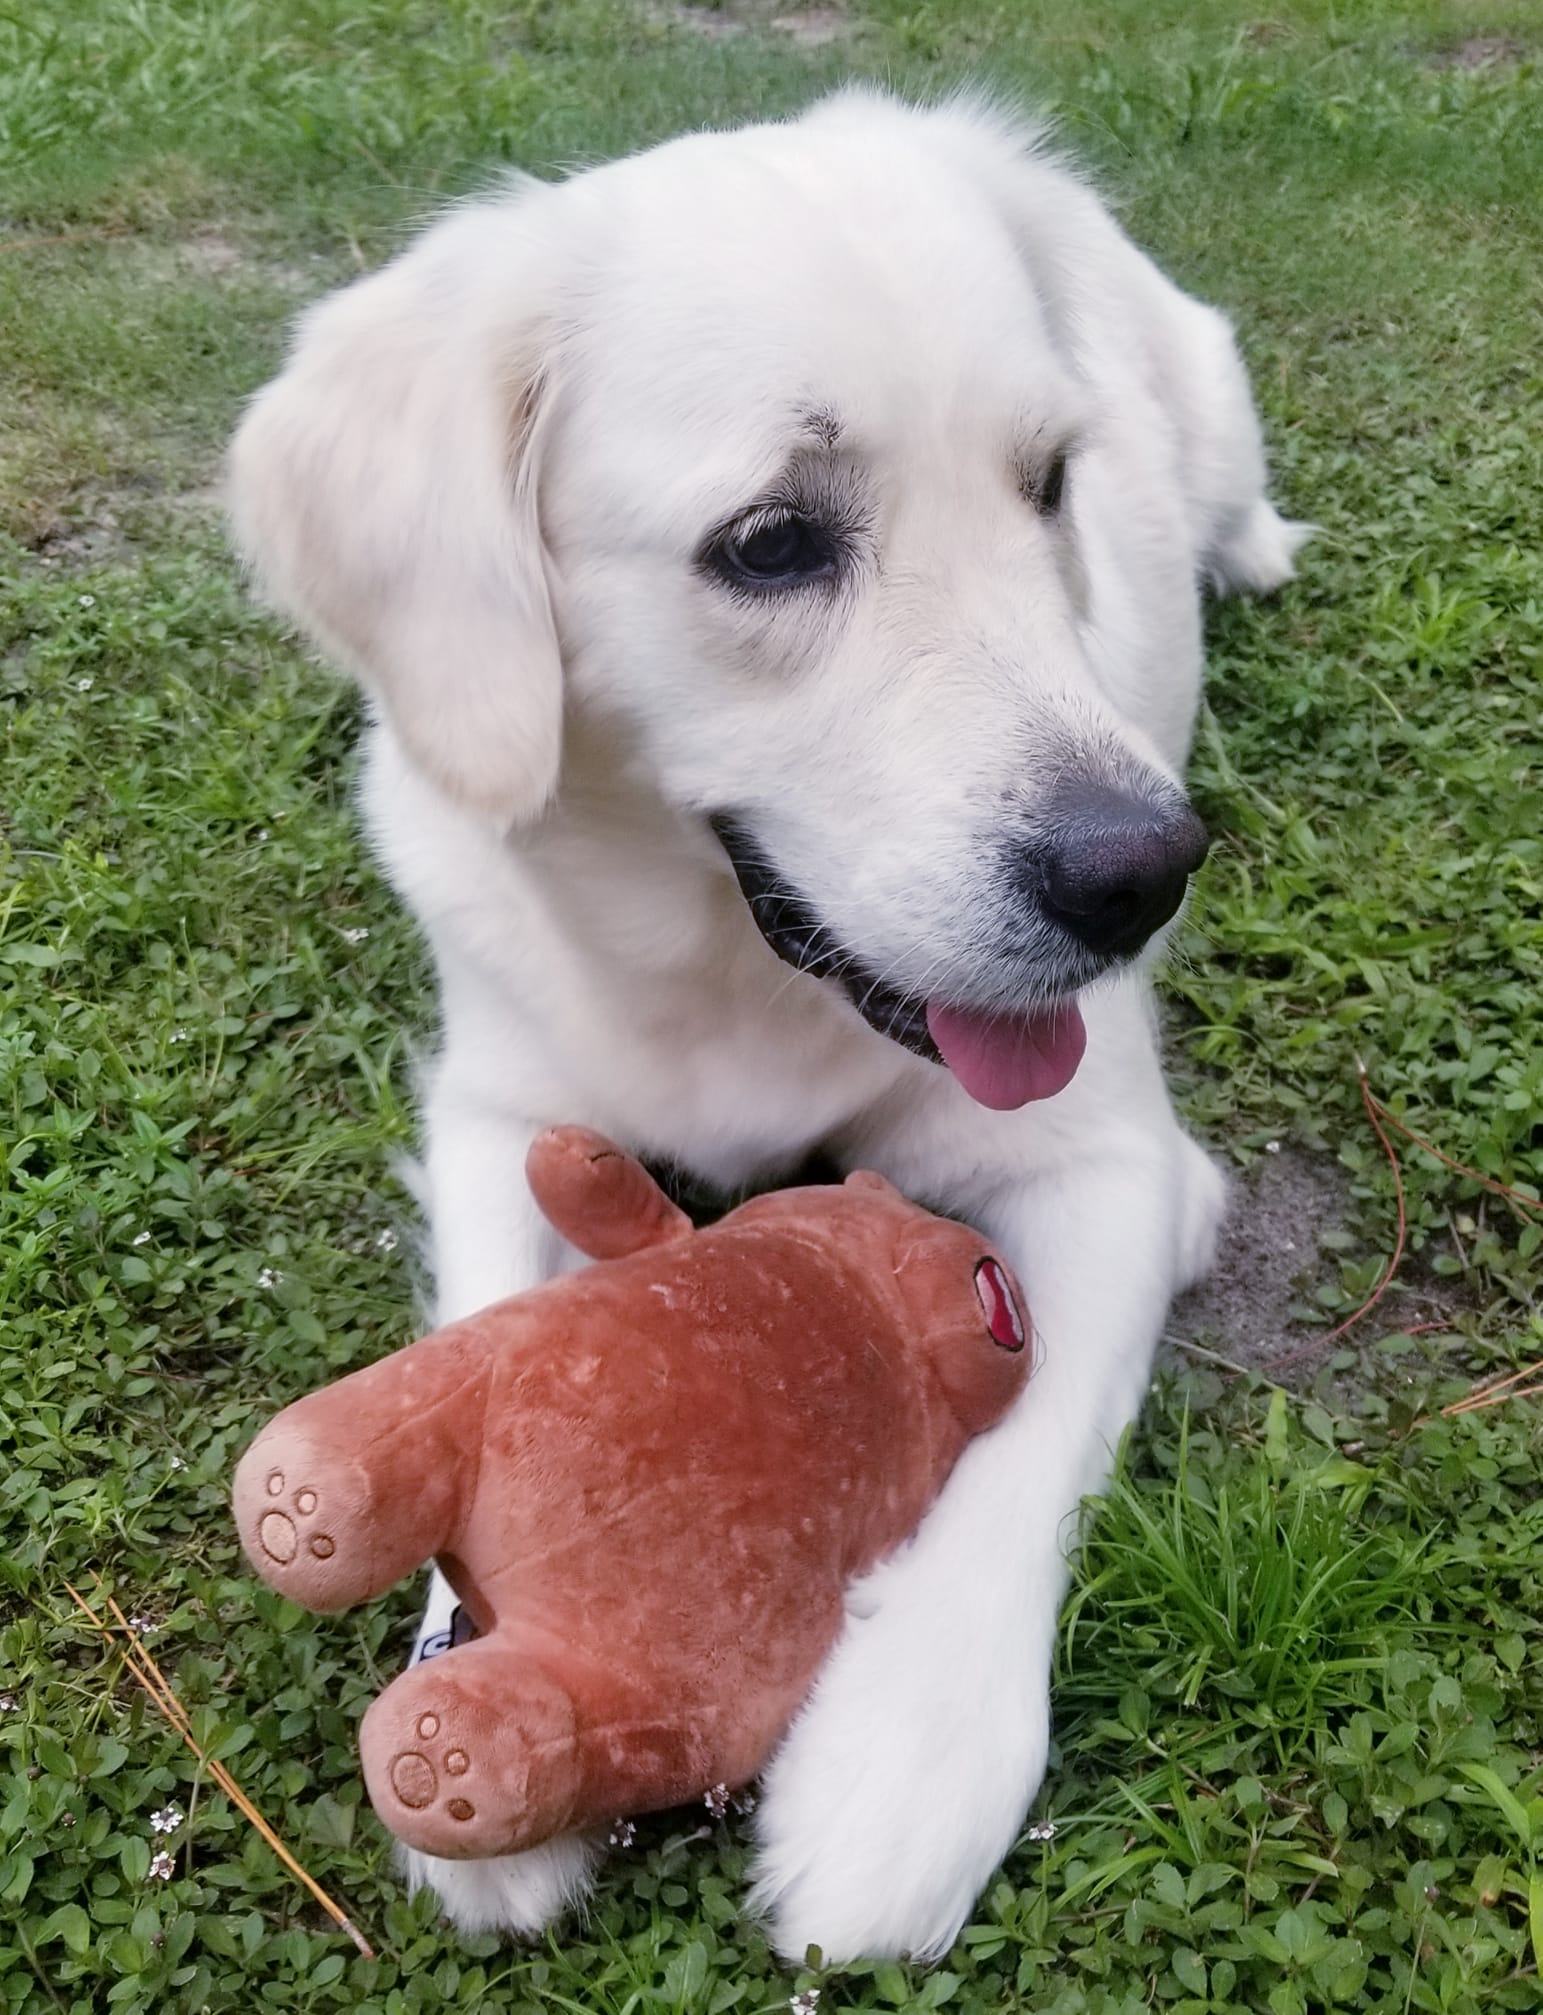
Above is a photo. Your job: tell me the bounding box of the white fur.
[229,88,1302,1964]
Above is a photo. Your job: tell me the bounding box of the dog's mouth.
[710,815,1087,1110]
[709,815,939,1056]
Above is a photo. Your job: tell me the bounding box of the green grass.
[2,3,1542,2011]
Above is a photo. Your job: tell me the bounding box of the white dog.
[230,87,1303,1964]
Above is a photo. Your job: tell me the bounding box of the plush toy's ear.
[527,1126,693,1261]
[228,194,564,827]
[895,1223,1033,1436]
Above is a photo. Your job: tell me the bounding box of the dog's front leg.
[400,1067,606,1935]
[750,1127,1224,1964]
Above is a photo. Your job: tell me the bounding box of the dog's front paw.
[749,1549,1052,1964]
[1174,1132,1228,1295]
[401,1833,602,1938]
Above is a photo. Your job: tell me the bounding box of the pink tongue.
[925,1001,1087,1110]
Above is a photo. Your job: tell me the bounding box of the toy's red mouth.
[711,816,1088,1111]
[974,1256,1028,1350]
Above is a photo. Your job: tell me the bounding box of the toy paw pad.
[364,1696,519,1857]
[256,1468,338,1568]
[388,1712,478,1825]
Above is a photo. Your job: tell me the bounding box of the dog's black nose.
[1039,788,1210,957]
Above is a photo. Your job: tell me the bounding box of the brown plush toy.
[233,1127,1032,1862]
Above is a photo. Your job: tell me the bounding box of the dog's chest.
[565,960,912,1189]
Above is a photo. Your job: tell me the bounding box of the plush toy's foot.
[361,1641,581,1861]
[233,1430,383,1612]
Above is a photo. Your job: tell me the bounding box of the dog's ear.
[228,199,563,826]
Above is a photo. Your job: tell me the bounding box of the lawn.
[2,2,1542,2011]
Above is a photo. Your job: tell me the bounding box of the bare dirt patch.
[661,1,850,44]
[1170,1143,1468,1383]
[18,464,227,566]
[178,227,245,274]
[771,7,846,46]
[1173,1145,1352,1374]
[25,510,132,565]
[1425,35,1528,69]
[176,231,322,293]
[662,6,746,41]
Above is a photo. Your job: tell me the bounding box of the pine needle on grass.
[62,1573,376,1961]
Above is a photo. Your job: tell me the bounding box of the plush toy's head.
[725,1168,1032,1435]
[235,1128,1032,1861]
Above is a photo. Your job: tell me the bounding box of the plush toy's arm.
[234,1328,489,1613]
[525,1126,692,1261]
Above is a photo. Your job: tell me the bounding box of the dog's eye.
[1030,452,1068,518]
[713,511,837,590]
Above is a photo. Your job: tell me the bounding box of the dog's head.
[230,91,1208,1110]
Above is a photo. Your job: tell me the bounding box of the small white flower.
[132,1230,152,1247]
[1264,1139,1281,1154]
[341,926,370,945]
[255,828,270,842]
[704,1783,730,1819]
[791,1992,821,2014]
[374,1227,399,1252]
[608,1818,636,1847]
[76,676,94,691]
[78,594,96,608]
[150,1805,183,1835]
[126,1615,157,1636]
[169,1028,189,1044]
[148,1850,175,1881]
[0,1692,17,1713]
[1026,1819,1057,1842]
[256,1266,284,1290]
[169,1455,186,1472]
